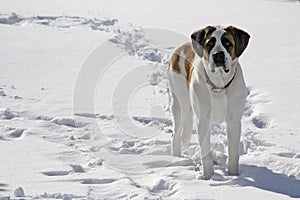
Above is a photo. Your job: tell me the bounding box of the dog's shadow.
[211,164,300,198]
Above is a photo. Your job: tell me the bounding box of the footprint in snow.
[70,164,85,173]
[42,165,85,176]
[133,116,172,133]
[148,179,177,197]
[11,95,22,99]
[0,90,6,97]
[80,178,117,185]
[252,115,271,129]
[0,108,16,120]
[243,88,271,129]
[42,171,70,176]
[276,152,300,159]
[144,159,194,169]
[8,128,25,138]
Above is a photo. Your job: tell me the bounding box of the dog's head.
[191,25,250,73]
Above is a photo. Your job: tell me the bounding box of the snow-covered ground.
[0,0,300,199]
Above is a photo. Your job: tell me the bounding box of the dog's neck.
[201,58,238,92]
[204,66,237,93]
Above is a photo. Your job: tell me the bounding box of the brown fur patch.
[170,43,195,85]
[222,31,237,60]
[224,26,250,58]
[203,45,210,61]
[170,49,181,74]
[183,44,195,85]
[202,26,217,60]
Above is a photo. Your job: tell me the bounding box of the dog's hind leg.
[181,107,193,146]
[170,92,183,157]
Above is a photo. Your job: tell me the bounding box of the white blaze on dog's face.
[191,25,250,74]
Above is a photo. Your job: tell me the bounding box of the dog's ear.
[191,28,206,57]
[225,26,250,57]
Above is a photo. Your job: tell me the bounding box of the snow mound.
[50,117,86,128]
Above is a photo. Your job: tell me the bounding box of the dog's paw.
[171,151,181,157]
[171,141,181,157]
[202,168,214,180]
[201,155,214,180]
[197,174,211,180]
[197,169,214,180]
[228,170,240,176]
[228,165,240,176]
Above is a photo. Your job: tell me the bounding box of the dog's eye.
[222,39,233,50]
[205,38,216,52]
[206,40,215,48]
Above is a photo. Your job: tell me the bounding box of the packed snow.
[0,0,300,199]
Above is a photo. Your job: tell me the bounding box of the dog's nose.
[212,51,225,66]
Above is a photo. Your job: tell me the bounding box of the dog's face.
[191,26,250,73]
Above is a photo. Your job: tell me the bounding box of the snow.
[0,0,300,199]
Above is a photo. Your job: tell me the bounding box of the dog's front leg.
[226,120,241,175]
[197,119,214,179]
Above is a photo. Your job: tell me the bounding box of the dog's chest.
[191,66,228,123]
[209,91,227,123]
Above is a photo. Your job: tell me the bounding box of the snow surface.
[0,0,300,199]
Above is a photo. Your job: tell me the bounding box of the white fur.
[168,30,247,179]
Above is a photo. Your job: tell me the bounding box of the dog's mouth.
[212,64,230,73]
[223,67,230,73]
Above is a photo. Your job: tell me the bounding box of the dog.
[168,25,250,179]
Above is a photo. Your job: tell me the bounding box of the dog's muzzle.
[212,51,225,67]
[212,51,230,73]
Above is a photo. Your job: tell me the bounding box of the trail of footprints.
[0,13,118,31]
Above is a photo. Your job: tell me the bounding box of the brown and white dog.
[168,25,250,179]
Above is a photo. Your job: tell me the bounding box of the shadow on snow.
[211,164,300,198]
